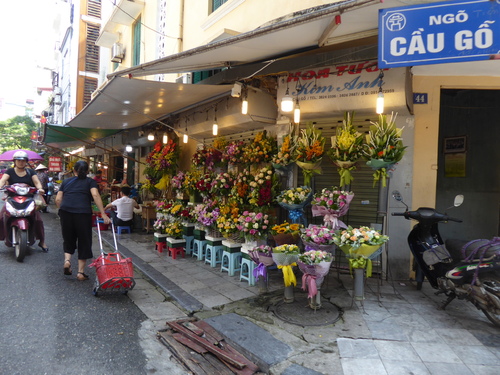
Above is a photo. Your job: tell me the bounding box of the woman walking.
[55,160,110,280]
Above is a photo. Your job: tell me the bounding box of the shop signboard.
[49,156,62,172]
[378,0,500,68]
[277,61,409,117]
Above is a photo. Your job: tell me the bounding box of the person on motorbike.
[0,151,49,252]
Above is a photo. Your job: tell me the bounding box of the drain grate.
[270,293,343,326]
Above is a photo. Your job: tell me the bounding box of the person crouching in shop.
[104,185,139,231]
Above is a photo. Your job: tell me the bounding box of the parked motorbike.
[392,191,500,327]
[1,183,42,262]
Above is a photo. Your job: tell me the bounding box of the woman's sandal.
[77,272,89,281]
[64,260,72,275]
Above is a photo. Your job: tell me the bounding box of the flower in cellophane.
[294,124,325,186]
[311,187,354,230]
[297,250,333,298]
[327,112,364,187]
[272,244,300,287]
[300,225,336,253]
[276,186,313,225]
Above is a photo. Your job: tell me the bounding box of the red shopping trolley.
[90,220,135,296]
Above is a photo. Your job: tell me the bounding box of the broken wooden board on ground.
[158,318,260,375]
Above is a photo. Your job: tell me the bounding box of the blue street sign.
[378,0,500,68]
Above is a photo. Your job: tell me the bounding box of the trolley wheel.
[123,291,128,295]
[93,288,99,297]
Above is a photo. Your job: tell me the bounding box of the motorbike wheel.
[480,276,500,327]
[14,229,28,262]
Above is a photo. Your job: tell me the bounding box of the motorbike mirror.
[454,195,464,207]
[392,190,402,202]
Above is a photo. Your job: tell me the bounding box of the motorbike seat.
[446,238,500,261]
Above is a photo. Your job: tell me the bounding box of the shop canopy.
[43,124,121,148]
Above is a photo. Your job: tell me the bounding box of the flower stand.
[221,240,242,276]
[192,238,207,261]
[204,235,224,268]
[182,222,195,236]
[167,238,186,260]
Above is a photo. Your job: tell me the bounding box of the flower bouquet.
[216,201,242,242]
[272,244,300,290]
[155,200,173,218]
[145,140,179,178]
[194,173,214,198]
[311,187,354,230]
[248,166,277,208]
[153,218,169,234]
[333,226,389,277]
[276,186,313,225]
[271,222,303,246]
[195,200,221,236]
[222,140,246,165]
[363,112,406,187]
[297,250,333,306]
[210,171,234,197]
[236,210,270,243]
[241,130,277,165]
[192,145,223,171]
[328,112,364,187]
[294,124,325,186]
[271,130,297,173]
[248,245,274,290]
[229,168,252,206]
[171,171,186,199]
[182,169,203,203]
[164,221,184,239]
[300,225,336,253]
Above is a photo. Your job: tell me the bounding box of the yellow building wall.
[412,75,500,210]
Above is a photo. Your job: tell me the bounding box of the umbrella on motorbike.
[0,149,44,161]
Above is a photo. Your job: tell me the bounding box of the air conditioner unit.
[111,43,124,63]
[175,73,192,84]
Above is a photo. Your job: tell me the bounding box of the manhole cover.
[270,293,342,326]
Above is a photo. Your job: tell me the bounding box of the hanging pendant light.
[241,90,248,115]
[281,87,294,112]
[183,133,188,143]
[125,144,133,152]
[293,98,301,124]
[162,133,168,144]
[375,71,385,114]
[213,107,218,136]
[147,132,155,141]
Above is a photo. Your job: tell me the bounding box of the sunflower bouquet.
[270,222,303,246]
[294,124,325,186]
[328,112,364,187]
[363,112,406,187]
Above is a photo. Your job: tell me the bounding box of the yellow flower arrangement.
[271,222,303,235]
[216,201,242,240]
[271,128,297,168]
[164,221,184,239]
[328,112,364,187]
[294,124,325,186]
[241,130,277,164]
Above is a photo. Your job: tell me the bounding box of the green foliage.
[0,115,38,153]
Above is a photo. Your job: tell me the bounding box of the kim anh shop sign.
[378,0,500,68]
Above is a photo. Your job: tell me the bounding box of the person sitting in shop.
[104,185,139,230]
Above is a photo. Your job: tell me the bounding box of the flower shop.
[144,109,404,308]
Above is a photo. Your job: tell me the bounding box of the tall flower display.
[271,129,297,172]
[363,112,406,187]
[311,187,354,229]
[241,130,277,165]
[327,112,364,187]
[222,140,246,165]
[145,140,179,186]
[230,168,252,206]
[192,145,223,171]
[294,124,325,186]
[248,166,277,208]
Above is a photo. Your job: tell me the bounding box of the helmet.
[13,151,29,161]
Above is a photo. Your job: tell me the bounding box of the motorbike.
[392,191,500,327]
[1,183,42,262]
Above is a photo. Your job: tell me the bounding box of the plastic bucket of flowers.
[297,250,333,309]
[272,244,300,303]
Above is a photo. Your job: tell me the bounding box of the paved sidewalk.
[96,228,500,375]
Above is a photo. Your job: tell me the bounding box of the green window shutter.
[212,0,228,12]
[133,16,141,66]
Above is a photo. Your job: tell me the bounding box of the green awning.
[43,124,121,148]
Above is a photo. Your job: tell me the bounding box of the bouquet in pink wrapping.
[300,225,336,252]
[297,250,333,298]
[311,187,354,230]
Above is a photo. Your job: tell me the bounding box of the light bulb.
[183,133,188,143]
[147,133,154,141]
[241,98,248,115]
[281,95,294,112]
[376,89,384,114]
[294,100,300,124]
[162,133,168,144]
[212,123,218,136]
[125,144,133,152]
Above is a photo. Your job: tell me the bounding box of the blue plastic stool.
[220,251,242,276]
[239,257,256,286]
[183,235,194,255]
[116,226,131,234]
[192,239,207,261]
[205,244,224,267]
